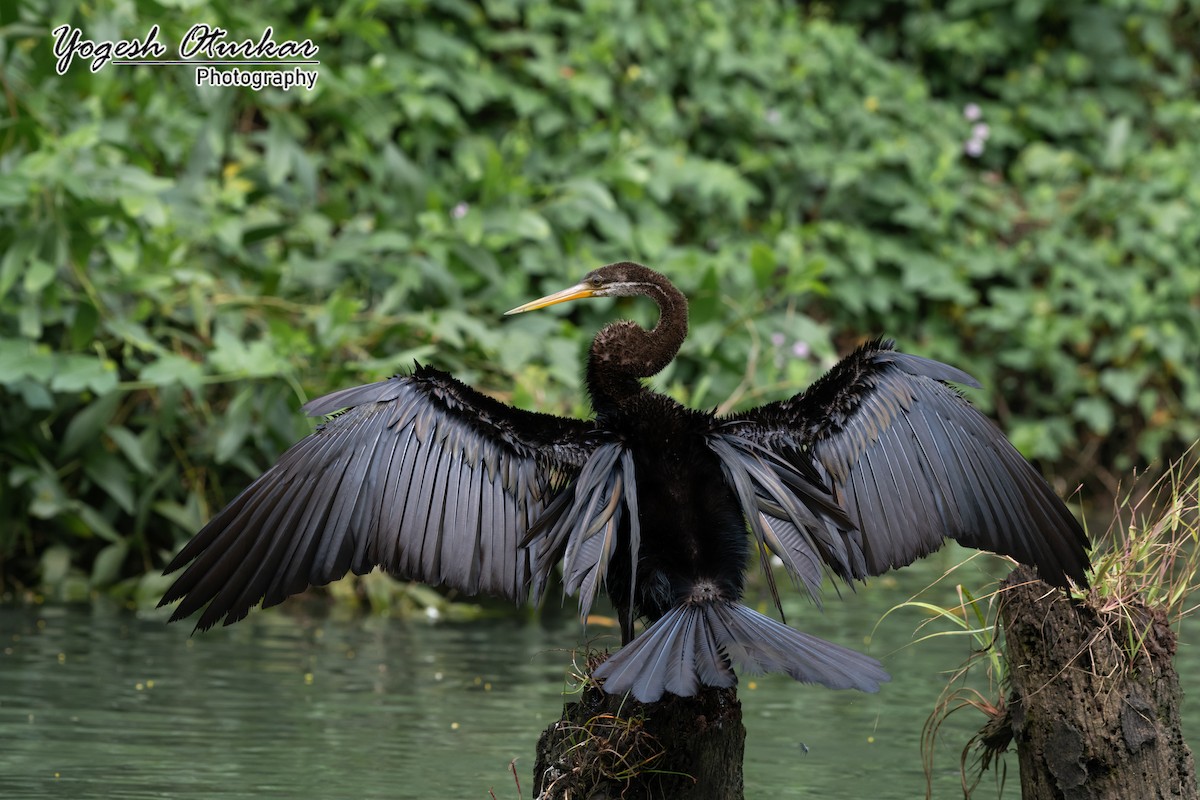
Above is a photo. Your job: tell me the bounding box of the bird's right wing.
[159,364,598,630]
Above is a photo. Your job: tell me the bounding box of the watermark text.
[51,23,320,91]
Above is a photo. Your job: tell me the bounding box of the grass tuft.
[1087,448,1200,630]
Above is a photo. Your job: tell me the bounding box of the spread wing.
[159,364,599,630]
[714,339,1089,592]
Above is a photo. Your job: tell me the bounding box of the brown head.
[506,262,689,406]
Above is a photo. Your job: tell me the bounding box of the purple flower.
[791,341,810,359]
[963,103,982,121]
[770,332,786,348]
[964,138,985,158]
[972,123,990,141]
[451,202,469,219]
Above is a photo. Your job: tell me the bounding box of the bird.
[160,261,1090,702]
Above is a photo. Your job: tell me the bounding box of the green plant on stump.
[883,450,1198,798]
[1089,454,1200,632]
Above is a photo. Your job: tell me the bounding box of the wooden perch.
[997,565,1197,800]
[533,665,745,800]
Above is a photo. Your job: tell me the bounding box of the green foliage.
[0,0,1196,597]
[805,0,1200,480]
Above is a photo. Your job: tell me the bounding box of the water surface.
[2,561,1195,798]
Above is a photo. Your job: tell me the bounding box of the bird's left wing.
[159,364,598,630]
[712,339,1089,594]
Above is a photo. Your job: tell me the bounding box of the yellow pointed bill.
[504,282,597,315]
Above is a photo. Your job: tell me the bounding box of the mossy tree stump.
[999,566,1197,799]
[533,674,745,800]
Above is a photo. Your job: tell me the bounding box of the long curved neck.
[586,275,688,413]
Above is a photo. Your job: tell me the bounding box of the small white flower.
[963,103,982,121]
[451,202,469,219]
[770,332,786,348]
[765,108,782,125]
[791,341,810,359]
[972,123,991,141]
[964,138,985,157]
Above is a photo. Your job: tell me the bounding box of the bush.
[1,0,1196,597]
[808,0,1200,483]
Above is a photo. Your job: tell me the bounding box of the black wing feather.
[160,365,597,630]
[719,339,1089,588]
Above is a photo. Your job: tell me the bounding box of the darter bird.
[160,262,1089,702]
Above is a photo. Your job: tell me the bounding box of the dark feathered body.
[161,261,1089,703]
[599,392,750,634]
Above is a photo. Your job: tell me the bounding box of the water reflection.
[2,565,1195,798]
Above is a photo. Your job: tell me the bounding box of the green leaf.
[140,353,205,393]
[106,426,156,475]
[265,119,293,186]
[0,338,54,384]
[209,327,292,378]
[513,209,552,241]
[0,235,35,299]
[153,499,203,533]
[50,355,119,394]
[1073,397,1113,435]
[23,259,57,293]
[1099,368,1142,406]
[11,378,54,409]
[0,170,31,208]
[105,318,165,355]
[749,243,775,291]
[74,503,123,544]
[90,541,129,587]
[214,387,255,464]
[28,469,71,519]
[84,450,136,515]
[60,392,123,461]
[40,546,73,587]
[1103,116,1131,170]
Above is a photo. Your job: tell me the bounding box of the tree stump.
[532,669,745,800]
[999,566,1197,799]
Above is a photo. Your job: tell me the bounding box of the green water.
[2,561,1196,798]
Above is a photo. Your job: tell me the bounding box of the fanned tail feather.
[592,601,890,702]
